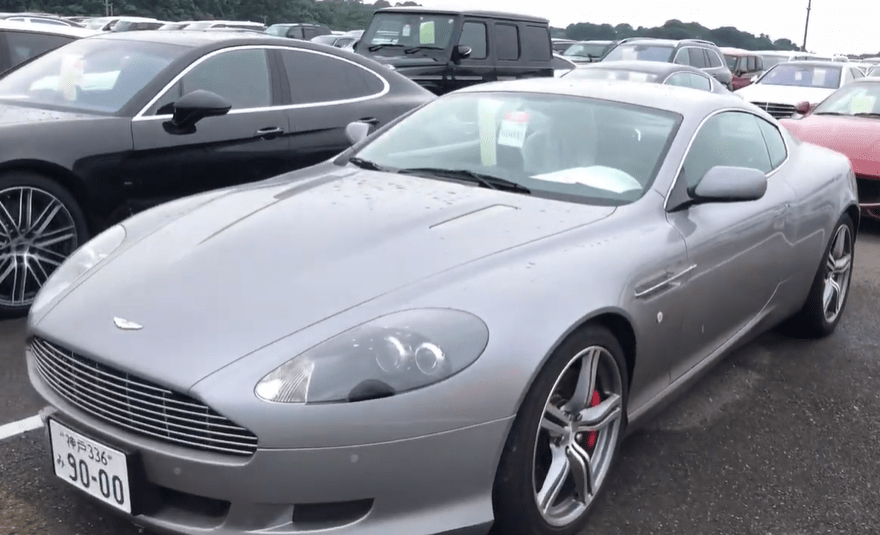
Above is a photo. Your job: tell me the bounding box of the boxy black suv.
[355,7,555,95]
[601,37,734,90]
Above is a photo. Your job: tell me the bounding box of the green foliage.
[564,19,801,51]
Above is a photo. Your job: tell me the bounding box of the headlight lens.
[30,224,126,315]
[255,308,489,404]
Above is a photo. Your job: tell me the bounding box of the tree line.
[0,0,802,51]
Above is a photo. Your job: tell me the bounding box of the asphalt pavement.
[1,221,879,535]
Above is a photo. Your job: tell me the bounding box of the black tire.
[492,324,629,535]
[0,171,89,318]
[783,213,855,338]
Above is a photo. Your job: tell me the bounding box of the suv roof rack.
[684,39,717,47]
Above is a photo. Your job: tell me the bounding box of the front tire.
[785,213,854,338]
[0,171,89,318]
[492,325,629,535]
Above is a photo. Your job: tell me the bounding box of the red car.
[779,77,880,219]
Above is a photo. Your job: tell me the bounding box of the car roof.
[773,60,843,68]
[579,60,706,76]
[720,47,751,55]
[456,77,745,116]
[374,6,548,24]
[87,29,289,48]
[0,19,100,38]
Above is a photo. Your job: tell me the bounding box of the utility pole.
[802,0,812,52]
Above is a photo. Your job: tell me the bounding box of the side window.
[522,25,551,61]
[755,116,788,169]
[495,23,519,61]
[681,112,773,188]
[150,49,271,115]
[281,49,385,104]
[746,56,756,71]
[706,49,722,68]
[755,56,763,71]
[665,73,691,88]
[851,68,864,79]
[303,27,319,40]
[459,21,487,60]
[673,49,688,65]
[287,27,304,39]
[688,48,708,68]
[5,31,72,68]
[687,73,712,91]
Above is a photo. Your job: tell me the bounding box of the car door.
[275,47,397,168]
[448,19,494,91]
[127,47,293,210]
[665,110,797,379]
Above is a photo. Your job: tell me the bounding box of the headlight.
[255,308,489,404]
[30,224,126,316]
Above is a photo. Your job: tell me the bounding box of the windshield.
[563,43,609,59]
[0,38,180,114]
[724,54,739,70]
[758,64,841,89]
[602,44,674,63]
[868,66,880,77]
[360,12,456,54]
[565,68,659,83]
[759,55,785,70]
[84,18,111,30]
[812,83,880,116]
[311,34,338,45]
[352,92,681,206]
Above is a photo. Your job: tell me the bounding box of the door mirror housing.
[453,44,472,61]
[794,100,812,115]
[691,166,767,203]
[345,121,371,146]
[164,90,231,135]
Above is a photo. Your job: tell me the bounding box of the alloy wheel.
[822,224,852,323]
[532,345,623,527]
[0,186,79,307]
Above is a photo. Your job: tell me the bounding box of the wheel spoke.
[537,444,570,514]
[568,442,594,500]
[0,257,15,286]
[33,225,76,249]
[0,201,17,234]
[11,256,27,304]
[831,228,846,258]
[575,393,622,433]
[21,188,34,230]
[566,348,599,413]
[832,254,851,275]
[30,199,62,236]
[541,404,568,437]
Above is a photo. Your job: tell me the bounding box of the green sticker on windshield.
[420,21,435,44]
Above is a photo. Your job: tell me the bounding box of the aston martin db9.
[27,79,858,535]
[0,29,433,316]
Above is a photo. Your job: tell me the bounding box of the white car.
[0,20,99,72]
[735,60,864,118]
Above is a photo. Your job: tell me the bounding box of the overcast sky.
[412,0,871,55]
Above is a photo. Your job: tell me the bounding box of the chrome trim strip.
[132,44,390,121]
[634,264,697,298]
[662,106,792,211]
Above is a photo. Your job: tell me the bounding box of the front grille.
[31,338,258,456]
[751,101,797,119]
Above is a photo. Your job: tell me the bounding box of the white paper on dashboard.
[533,166,642,194]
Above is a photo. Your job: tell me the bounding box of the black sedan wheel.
[0,172,88,317]
[492,324,628,535]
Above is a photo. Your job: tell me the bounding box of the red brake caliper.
[586,390,601,450]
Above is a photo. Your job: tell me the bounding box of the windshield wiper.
[368,43,405,52]
[348,156,388,171]
[853,112,880,118]
[404,45,444,54]
[813,111,847,115]
[397,167,531,194]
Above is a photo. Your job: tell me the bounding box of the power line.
[802,0,812,52]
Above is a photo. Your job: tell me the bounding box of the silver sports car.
[26,78,858,535]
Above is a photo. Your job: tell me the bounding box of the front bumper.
[28,354,509,535]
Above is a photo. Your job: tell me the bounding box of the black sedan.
[0,30,434,316]
[562,60,732,94]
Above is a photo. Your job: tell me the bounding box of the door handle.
[359,117,380,126]
[254,127,285,139]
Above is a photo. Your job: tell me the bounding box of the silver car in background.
[27,79,857,535]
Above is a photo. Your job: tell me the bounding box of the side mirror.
[163,90,231,135]
[345,121,371,146]
[692,166,767,203]
[453,44,472,60]
[749,74,759,83]
[794,101,812,115]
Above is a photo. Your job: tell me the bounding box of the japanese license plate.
[48,418,132,513]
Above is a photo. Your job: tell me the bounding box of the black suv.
[601,37,733,90]
[355,7,555,95]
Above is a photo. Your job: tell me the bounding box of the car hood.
[36,169,614,390]
[736,83,835,105]
[780,114,880,176]
[0,102,95,128]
